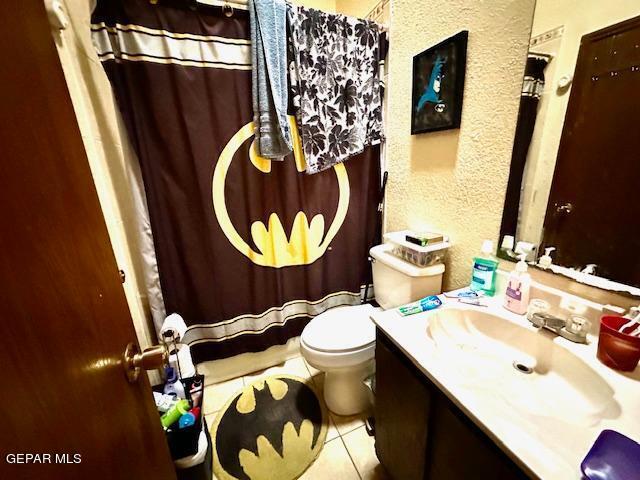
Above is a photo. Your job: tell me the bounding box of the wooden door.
[542,15,640,287]
[0,2,175,479]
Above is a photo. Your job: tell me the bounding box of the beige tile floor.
[203,355,391,480]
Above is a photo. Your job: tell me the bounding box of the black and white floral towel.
[287,4,384,174]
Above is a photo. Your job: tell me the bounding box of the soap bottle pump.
[538,247,555,269]
[504,254,531,315]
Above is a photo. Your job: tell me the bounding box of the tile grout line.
[332,421,364,437]
[348,424,367,434]
[339,432,363,480]
[301,357,314,379]
[330,411,370,436]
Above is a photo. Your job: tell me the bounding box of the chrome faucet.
[528,312,590,344]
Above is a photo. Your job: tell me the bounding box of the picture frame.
[411,31,468,134]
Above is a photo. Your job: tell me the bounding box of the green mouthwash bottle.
[470,240,499,296]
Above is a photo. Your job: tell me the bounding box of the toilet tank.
[370,244,445,310]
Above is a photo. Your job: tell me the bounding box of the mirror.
[498,1,640,296]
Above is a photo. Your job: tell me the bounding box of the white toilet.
[301,244,445,415]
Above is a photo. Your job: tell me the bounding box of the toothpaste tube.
[398,295,443,316]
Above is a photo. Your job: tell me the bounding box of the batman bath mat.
[211,374,328,480]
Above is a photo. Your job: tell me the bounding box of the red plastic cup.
[597,316,640,372]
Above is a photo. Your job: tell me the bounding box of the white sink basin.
[426,306,617,427]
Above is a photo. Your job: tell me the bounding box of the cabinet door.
[375,331,530,480]
[426,395,530,480]
[375,332,431,480]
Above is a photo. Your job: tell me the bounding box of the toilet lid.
[302,304,376,353]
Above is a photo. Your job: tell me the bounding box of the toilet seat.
[301,304,376,370]
[302,304,375,352]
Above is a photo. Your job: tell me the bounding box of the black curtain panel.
[91,0,380,362]
[501,54,549,238]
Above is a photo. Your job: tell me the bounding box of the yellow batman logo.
[212,116,349,268]
[211,375,328,480]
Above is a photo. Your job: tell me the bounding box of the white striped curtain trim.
[91,22,251,70]
[183,291,363,344]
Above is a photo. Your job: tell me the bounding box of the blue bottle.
[163,366,185,399]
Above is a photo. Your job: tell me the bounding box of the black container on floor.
[176,418,212,480]
[154,374,206,460]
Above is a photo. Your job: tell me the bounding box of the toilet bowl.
[300,244,446,415]
[301,304,377,416]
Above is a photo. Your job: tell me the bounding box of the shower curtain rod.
[196,0,248,11]
[192,0,388,29]
[197,0,389,20]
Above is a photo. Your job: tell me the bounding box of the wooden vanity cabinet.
[375,329,532,480]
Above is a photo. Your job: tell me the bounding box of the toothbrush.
[619,311,640,334]
[458,297,488,307]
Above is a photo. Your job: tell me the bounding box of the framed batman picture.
[411,31,468,134]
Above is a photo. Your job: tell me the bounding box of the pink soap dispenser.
[504,254,531,315]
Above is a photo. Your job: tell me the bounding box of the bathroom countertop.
[371,295,640,480]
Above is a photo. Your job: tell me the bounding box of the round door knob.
[123,343,168,383]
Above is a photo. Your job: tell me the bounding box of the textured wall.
[384,0,536,290]
[335,0,378,17]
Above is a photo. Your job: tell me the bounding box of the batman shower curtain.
[91,0,380,362]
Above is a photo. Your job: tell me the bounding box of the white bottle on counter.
[538,247,555,269]
[504,255,531,315]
